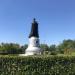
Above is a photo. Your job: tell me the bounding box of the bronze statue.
[29,18,39,38]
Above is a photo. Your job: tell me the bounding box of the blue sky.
[0,0,75,45]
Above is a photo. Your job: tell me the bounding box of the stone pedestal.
[25,37,41,56]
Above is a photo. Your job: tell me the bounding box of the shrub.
[50,51,57,55]
[0,55,75,75]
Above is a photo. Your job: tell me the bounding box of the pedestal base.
[19,37,42,56]
[26,46,41,55]
[19,47,41,56]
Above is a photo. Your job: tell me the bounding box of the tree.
[40,44,49,55]
[20,44,28,54]
[57,39,75,54]
[0,43,21,54]
[40,44,49,51]
[49,45,56,51]
[49,45,57,55]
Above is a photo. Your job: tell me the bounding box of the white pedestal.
[20,37,41,56]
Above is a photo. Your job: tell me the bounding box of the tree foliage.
[0,43,28,54]
[57,39,75,54]
[0,39,75,55]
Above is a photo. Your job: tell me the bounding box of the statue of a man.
[29,18,39,38]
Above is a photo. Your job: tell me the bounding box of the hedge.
[0,55,75,75]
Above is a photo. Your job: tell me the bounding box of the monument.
[20,18,42,56]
